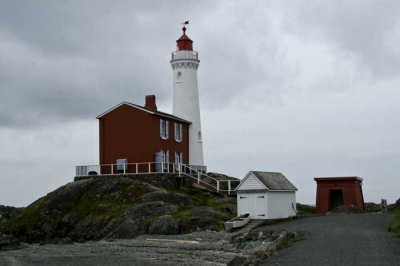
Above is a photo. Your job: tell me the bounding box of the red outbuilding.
[97,95,190,174]
[314,177,365,213]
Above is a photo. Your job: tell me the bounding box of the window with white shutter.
[160,119,168,139]
[160,119,164,138]
[174,123,182,142]
[166,120,169,139]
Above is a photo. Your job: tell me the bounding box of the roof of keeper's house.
[96,95,191,124]
[237,171,298,191]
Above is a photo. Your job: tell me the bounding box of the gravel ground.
[0,231,248,266]
[266,213,400,266]
[1,213,398,266]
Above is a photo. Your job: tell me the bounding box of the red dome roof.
[176,26,193,51]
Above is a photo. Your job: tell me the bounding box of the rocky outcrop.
[0,234,20,251]
[0,205,18,221]
[228,229,302,266]
[74,173,181,190]
[0,176,236,246]
[106,201,177,239]
[190,207,228,220]
[149,215,180,235]
[180,216,221,233]
[142,191,191,207]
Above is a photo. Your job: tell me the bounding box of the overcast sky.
[1,0,399,207]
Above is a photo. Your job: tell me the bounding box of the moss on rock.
[0,175,236,244]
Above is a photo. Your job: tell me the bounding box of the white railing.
[171,50,199,61]
[75,162,239,194]
[76,162,200,176]
[180,164,240,194]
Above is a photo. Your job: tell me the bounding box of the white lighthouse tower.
[171,24,204,166]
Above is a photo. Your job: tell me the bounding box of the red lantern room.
[176,26,193,51]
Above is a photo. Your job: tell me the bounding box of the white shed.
[236,171,298,219]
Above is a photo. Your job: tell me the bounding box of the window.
[175,123,183,142]
[175,152,183,164]
[165,150,169,163]
[177,71,182,82]
[160,119,169,139]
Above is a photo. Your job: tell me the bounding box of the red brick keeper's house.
[97,95,190,174]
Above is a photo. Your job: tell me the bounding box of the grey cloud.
[0,0,218,128]
[278,0,400,79]
[1,1,400,206]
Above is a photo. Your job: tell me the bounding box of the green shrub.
[296,203,316,214]
[388,208,400,237]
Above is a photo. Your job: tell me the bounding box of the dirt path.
[266,213,400,266]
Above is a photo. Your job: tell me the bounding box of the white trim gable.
[236,172,268,191]
[96,102,154,119]
[96,102,190,123]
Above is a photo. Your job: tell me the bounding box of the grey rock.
[0,234,20,251]
[106,201,177,239]
[142,191,190,207]
[0,205,18,221]
[149,215,180,235]
[58,237,73,244]
[227,255,248,266]
[180,216,221,233]
[191,207,228,219]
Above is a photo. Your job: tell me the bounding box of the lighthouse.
[171,25,204,166]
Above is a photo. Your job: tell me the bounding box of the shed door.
[253,194,266,219]
[238,195,250,216]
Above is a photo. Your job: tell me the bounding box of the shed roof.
[237,171,298,191]
[96,102,191,124]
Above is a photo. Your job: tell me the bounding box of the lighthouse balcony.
[171,50,198,61]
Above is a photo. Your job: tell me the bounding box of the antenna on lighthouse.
[181,21,189,26]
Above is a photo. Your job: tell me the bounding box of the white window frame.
[174,123,183,142]
[160,119,169,139]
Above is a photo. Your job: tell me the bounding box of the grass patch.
[388,208,400,237]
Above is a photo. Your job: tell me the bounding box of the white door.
[253,194,266,219]
[238,194,250,216]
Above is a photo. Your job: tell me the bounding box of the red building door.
[329,189,344,211]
